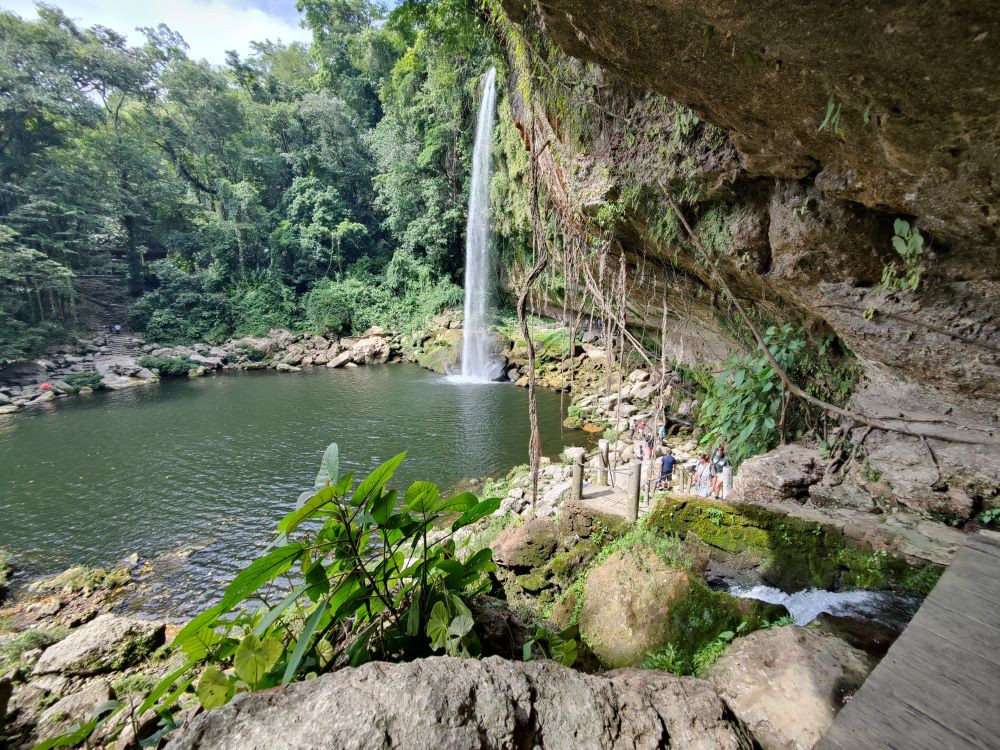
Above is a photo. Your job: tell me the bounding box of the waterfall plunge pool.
[0,363,589,617]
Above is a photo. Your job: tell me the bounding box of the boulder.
[704,626,872,750]
[535,478,573,517]
[490,517,558,569]
[36,678,112,739]
[350,336,391,365]
[280,345,306,365]
[230,336,275,356]
[629,369,650,383]
[730,443,825,504]
[189,354,223,369]
[306,335,328,350]
[326,351,354,369]
[275,363,301,373]
[165,656,753,750]
[267,328,296,349]
[617,403,638,418]
[31,614,164,677]
[578,548,691,668]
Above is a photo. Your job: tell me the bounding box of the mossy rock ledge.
[647,496,942,594]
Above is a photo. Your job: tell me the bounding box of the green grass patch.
[0,626,69,674]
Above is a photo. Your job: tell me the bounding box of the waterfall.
[458,66,498,382]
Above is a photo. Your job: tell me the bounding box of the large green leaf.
[314,442,340,490]
[352,452,406,506]
[253,582,309,636]
[281,596,328,684]
[234,634,283,686]
[452,498,501,531]
[403,480,440,513]
[435,490,477,514]
[448,613,474,639]
[279,487,335,534]
[463,547,497,574]
[220,544,304,610]
[172,603,225,653]
[370,489,397,525]
[138,659,198,714]
[195,666,232,710]
[426,600,450,650]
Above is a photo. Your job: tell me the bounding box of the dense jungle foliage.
[0,0,507,359]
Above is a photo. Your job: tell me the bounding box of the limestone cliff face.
[495,2,999,518]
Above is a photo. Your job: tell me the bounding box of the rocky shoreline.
[0,308,587,415]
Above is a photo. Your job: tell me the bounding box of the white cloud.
[1,0,313,65]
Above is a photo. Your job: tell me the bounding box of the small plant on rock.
[880,219,925,292]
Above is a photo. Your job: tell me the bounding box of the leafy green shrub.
[128,261,231,344]
[138,355,198,376]
[46,444,510,748]
[229,274,300,337]
[64,370,105,391]
[303,278,354,334]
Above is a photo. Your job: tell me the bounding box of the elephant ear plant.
[38,443,502,748]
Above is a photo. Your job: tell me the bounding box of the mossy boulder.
[647,497,941,593]
[28,565,132,596]
[416,329,463,374]
[31,614,165,677]
[491,517,559,570]
[557,499,628,541]
[578,548,692,668]
[544,539,599,586]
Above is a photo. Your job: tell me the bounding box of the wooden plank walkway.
[817,530,1000,750]
[578,482,655,520]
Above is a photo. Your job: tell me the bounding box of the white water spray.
[458,67,498,382]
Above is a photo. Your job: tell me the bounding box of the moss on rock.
[647,497,941,594]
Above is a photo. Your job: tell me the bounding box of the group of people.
[627,417,731,498]
[628,417,666,459]
[655,443,729,499]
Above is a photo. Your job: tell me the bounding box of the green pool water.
[0,363,587,616]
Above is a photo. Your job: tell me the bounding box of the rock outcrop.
[731,443,825,504]
[705,627,872,750]
[166,656,756,750]
[494,2,999,521]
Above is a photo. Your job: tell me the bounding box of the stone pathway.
[817,530,1000,750]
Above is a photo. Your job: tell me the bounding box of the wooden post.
[567,447,585,503]
[596,439,609,486]
[627,459,641,522]
[722,466,733,500]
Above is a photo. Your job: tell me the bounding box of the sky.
[1,0,313,65]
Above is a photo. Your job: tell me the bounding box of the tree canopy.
[0,0,498,358]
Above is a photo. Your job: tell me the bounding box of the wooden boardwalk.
[817,530,1000,750]
[578,482,655,520]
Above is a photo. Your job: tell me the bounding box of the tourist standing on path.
[711,446,729,498]
[693,453,715,497]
